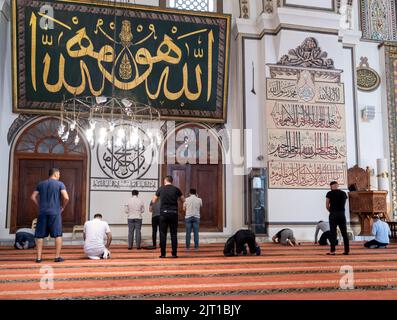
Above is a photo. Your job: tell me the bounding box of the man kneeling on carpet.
[272,228,298,246]
[364,214,391,249]
[14,227,36,250]
[83,213,112,260]
[314,221,337,246]
[223,229,261,257]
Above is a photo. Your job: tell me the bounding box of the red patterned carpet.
[0,242,397,300]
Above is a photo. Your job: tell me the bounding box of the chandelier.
[58,96,162,149]
[57,0,163,149]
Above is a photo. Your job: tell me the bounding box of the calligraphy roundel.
[96,126,154,180]
[356,57,381,92]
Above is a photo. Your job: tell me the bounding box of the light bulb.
[74,134,80,146]
[98,127,107,145]
[109,122,115,132]
[61,131,69,142]
[96,96,107,104]
[70,120,77,131]
[89,119,96,130]
[147,129,153,142]
[121,98,132,108]
[58,124,65,137]
[85,128,94,143]
[129,131,138,146]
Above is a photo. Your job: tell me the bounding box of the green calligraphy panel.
[12,0,230,122]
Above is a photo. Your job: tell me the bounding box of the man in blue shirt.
[31,168,69,263]
[364,215,391,249]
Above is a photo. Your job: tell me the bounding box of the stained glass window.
[15,118,86,155]
[168,0,215,12]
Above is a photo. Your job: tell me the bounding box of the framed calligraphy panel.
[268,129,347,162]
[268,161,347,189]
[11,0,231,123]
[266,101,345,131]
[266,38,347,189]
[266,78,344,104]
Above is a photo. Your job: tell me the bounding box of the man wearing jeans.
[326,181,349,255]
[364,215,391,248]
[125,190,145,250]
[152,176,185,258]
[183,189,202,251]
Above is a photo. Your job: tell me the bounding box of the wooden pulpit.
[347,165,388,236]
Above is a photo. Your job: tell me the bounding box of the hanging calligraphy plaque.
[11,0,231,123]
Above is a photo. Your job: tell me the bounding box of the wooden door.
[16,160,48,229]
[12,158,86,232]
[190,165,221,231]
[163,164,223,231]
[52,160,84,229]
[166,164,189,223]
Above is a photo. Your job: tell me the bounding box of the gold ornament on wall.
[357,57,381,92]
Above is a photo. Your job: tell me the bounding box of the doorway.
[161,124,224,231]
[10,118,88,233]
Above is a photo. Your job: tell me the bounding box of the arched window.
[15,117,86,156]
[161,0,222,13]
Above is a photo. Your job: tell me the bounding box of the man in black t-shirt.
[152,175,185,258]
[326,181,349,255]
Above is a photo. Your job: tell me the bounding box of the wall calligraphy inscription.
[266,101,345,131]
[266,78,344,104]
[90,178,158,192]
[266,38,347,189]
[268,161,347,189]
[268,129,346,161]
[96,126,153,180]
[11,0,231,122]
[266,79,298,101]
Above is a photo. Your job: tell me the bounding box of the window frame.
[159,0,223,13]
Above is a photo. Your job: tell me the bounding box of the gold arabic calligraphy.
[30,12,215,102]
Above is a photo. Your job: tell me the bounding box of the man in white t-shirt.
[83,213,112,260]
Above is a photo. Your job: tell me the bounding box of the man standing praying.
[31,168,69,263]
[326,181,349,255]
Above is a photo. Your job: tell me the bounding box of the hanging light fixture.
[57,0,162,148]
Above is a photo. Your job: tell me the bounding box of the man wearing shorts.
[31,168,69,263]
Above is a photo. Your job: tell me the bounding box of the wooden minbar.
[347,165,389,236]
